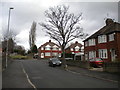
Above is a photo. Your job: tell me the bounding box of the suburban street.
[3,59,118,88]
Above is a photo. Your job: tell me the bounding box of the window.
[52,53,58,56]
[98,35,107,43]
[85,41,88,47]
[99,49,108,59]
[41,53,44,58]
[52,47,58,50]
[41,47,44,50]
[88,51,96,59]
[45,45,51,50]
[59,48,61,51]
[45,52,50,56]
[59,53,61,57]
[71,48,73,51]
[88,39,95,46]
[75,46,79,51]
[52,45,58,50]
[109,33,114,41]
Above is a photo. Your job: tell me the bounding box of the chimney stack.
[105,18,114,26]
[49,40,51,42]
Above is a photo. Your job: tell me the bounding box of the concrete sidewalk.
[66,66,119,83]
[2,60,33,88]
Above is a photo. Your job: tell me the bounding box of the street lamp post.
[5,7,14,68]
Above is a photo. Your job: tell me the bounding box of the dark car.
[48,58,62,67]
[33,54,38,59]
[89,58,103,67]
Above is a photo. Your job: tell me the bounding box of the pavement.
[65,66,119,83]
[2,60,34,89]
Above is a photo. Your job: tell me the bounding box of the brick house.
[65,41,84,60]
[84,18,120,62]
[38,40,62,58]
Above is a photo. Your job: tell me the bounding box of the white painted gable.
[46,44,51,47]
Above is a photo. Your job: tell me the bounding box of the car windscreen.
[95,58,102,61]
[52,59,59,61]
[89,58,102,61]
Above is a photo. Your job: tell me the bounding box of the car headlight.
[53,63,56,64]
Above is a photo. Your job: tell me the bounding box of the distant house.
[83,18,120,62]
[38,40,62,58]
[65,41,84,60]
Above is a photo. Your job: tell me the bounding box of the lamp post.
[5,7,14,68]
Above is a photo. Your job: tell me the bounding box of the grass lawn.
[10,55,28,59]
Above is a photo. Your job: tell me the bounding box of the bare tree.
[40,5,88,68]
[2,28,17,41]
[29,21,37,50]
[2,28,17,53]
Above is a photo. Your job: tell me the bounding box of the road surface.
[21,60,118,88]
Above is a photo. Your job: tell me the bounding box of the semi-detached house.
[38,40,62,58]
[83,18,120,62]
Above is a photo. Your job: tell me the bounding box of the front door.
[41,53,44,58]
[111,49,116,61]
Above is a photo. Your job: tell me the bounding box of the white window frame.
[109,33,114,41]
[52,52,58,56]
[98,35,107,43]
[45,52,51,56]
[99,49,108,59]
[88,51,96,59]
[75,46,79,51]
[88,39,95,46]
[41,53,44,58]
[59,53,61,57]
[71,48,73,51]
[52,45,58,50]
[85,41,88,47]
[45,45,51,50]
[59,48,61,51]
[41,47,44,50]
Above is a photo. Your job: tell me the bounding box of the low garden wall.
[103,62,120,73]
[66,60,90,69]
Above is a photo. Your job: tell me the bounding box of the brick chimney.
[105,18,114,26]
[75,41,78,44]
[49,40,51,42]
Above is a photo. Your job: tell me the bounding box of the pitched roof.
[84,19,120,41]
[39,40,60,49]
[66,41,83,50]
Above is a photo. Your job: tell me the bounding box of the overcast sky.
[0,0,119,50]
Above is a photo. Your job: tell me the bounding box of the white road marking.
[21,63,37,90]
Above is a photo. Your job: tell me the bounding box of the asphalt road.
[21,59,118,88]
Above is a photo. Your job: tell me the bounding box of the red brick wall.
[84,32,120,62]
[38,48,62,58]
[115,32,120,60]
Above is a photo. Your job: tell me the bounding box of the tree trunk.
[62,47,67,69]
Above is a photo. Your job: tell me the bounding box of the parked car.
[89,58,103,67]
[48,58,62,67]
[33,54,38,59]
[65,58,73,61]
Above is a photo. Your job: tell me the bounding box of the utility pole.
[5,7,14,68]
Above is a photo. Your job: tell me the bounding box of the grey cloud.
[1,1,118,49]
